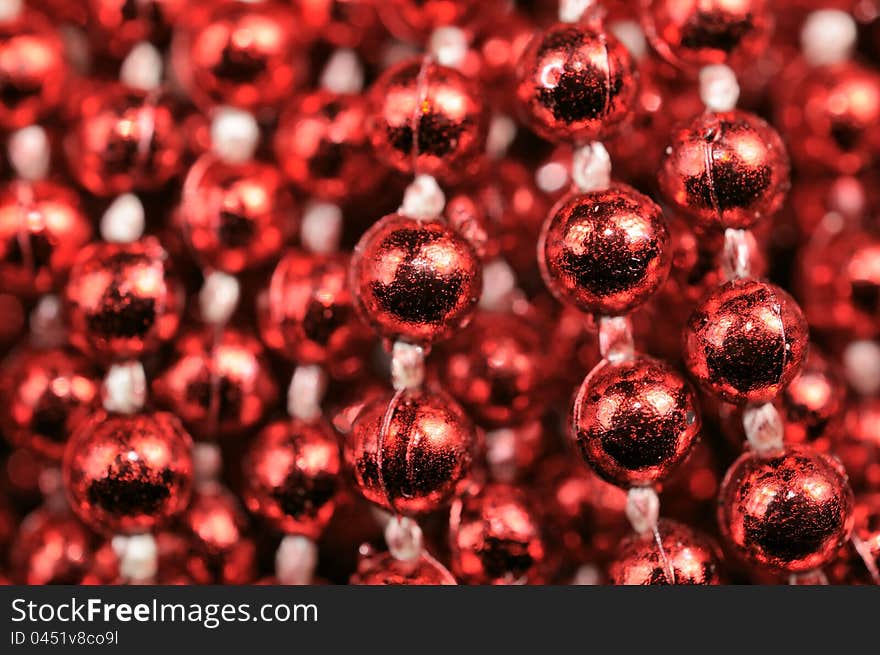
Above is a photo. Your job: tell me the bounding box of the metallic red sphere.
[10,507,92,584]
[0,8,66,129]
[351,549,456,585]
[449,484,545,584]
[0,181,92,297]
[85,0,185,59]
[684,278,809,404]
[172,0,305,112]
[827,492,880,584]
[258,250,369,379]
[573,356,701,488]
[515,22,637,143]
[609,520,723,585]
[152,328,278,440]
[438,311,549,428]
[839,399,880,493]
[65,84,184,196]
[274,90,384,202]
[776,351,846,447]
[293,0,382,50]
[719,446,854,572]
[641,0,772,71]
[539,185,671,316]
[178,157,297,274]
[346,388,476,515]
[184,486,252,560]
[243,418,341,538]
[63,411,194,535]
[366,57,488,182]
[350,213,482,345]
[64,238,182,362]
[0,347,100,460]
[377,0,497,43]
[660,110,790,230]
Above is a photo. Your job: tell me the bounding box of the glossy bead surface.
[183,485,251,557]
[515,22,637,143]
[63,411,194,535]
[660,110,790,230]
[539,185,670,316]
[776,351,846,447]
[10,508,92,584]
[573,356,700,488]
[719,446,854,572]
[350,213,482,345]
[351,550,456,585]
[85,0,185,59]
[346,389,475,515]
[243,418,341,538]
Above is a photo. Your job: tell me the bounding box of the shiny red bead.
[539,184,671,316]
[63,411,194,535]
[573,356,701,488]
[243,418,341,538]
[660,110,790,230]
[10,507,92,584]
[366,57,488,182]
[350,213,482,346]
[515,22,638,143]
[85,0,185,59]
[346,388,476,515]
[64,238,182,362]
[377,0,497,43]
[683,278,809,404]
[776,351,846,447]
[719,446,854,572]
[351,550,456,585]
[184,485,253,561]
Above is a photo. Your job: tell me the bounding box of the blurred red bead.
[827,492,880,584]
[776,351,846,447]
[171,0,305,112]
[0,8,66,129]
[0,180,92,297]
[838,398,880,493]
[293,0,382,50]
[609,520,723,585]
[258,250,369,379]
[437,311,550,428]
[84,530,213,585]
[776,62,880,175]
[65,84,184,196]
[351,549,456,585]
[515,22,638,143]
[152,328,278,440]
[366,57,488,183]
[719,446,854,572]
[641,0,772,72]
[85,0,185,59]
[350,213,482,346]
[243,418,341,538]
[660,110,790,230]
[346,388,475,515]
[0,347,100,460]
[376,0,498,43]
[178,156,297,274]
[64,238,182,362]
[683,278,809,404]
[539,185,671,316]
[10,507,92,584]
[63,411,194,535]
[275,90,385,203]
[449,484,545,584]
[573,356,701,488]
[185,485,250,555]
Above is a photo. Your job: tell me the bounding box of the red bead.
[0,347,101,461]
[719,446,854,572]
[838,399,880,493]
[366,57,488,182]
[449,484,545,584]
[573,356,701,488]
[609,520,723,585]
[10,507,92,584]
[274,90,385,203]
[0,9,66,129]
[0,180,92,297]
[683,278,809,404]
[351,549,456,585]
[85,0,185,59]
[776,351,846,447]
[63,411,194,535]
[539,185,671,316]
[171,0,305,112]
[660,110,790,230]
[65,84,184,196]
[515,22,638,143]
[377,0,497,43]
[293,0,382,50]
[258,250,370,379]
[64,238,183,362]
[350,213,482,346]
[178,157,297,274]
[641,0,772,72]
[183,485,254,578]
[243,418,341,538]
[152,328,278,440]
[346,388,476,515]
